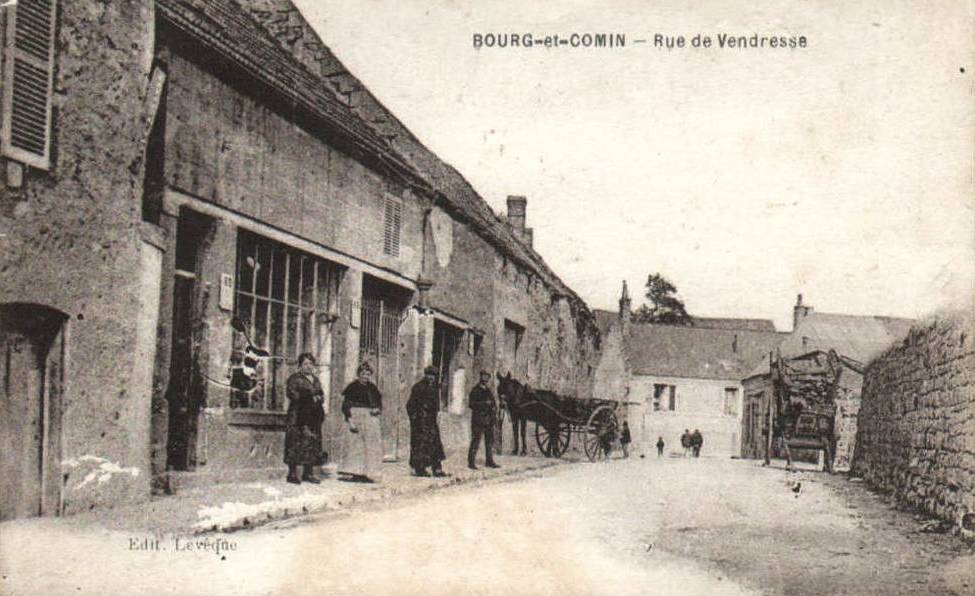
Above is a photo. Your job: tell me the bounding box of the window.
[653,384,676,411]
[383,196,402,257]
[724,387,739,416]
[232,230,342,410]
[1,0,57,169]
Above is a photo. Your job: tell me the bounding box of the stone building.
[601,284,784,457]
[851,309,974,540]
[741,295,913,470]
[0,0,602,519]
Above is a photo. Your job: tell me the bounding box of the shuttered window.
[383,196,402,257]
[1,0,56,170]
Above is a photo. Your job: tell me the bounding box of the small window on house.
[724,387,739,416]
[1,0,58,170]
[383,196,402,257]
[653,384,676,411]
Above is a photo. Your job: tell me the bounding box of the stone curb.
[192,458,571,535]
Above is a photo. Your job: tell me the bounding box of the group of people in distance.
[680,428,704,457]
[282,356,501,485]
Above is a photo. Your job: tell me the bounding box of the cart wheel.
[534,421,571,458]
[585,405,619,462]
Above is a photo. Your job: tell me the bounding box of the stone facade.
[852,311,975,539]
[0,0,608,517]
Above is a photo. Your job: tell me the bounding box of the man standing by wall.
[407,366,447,477]
[468,371,500,470]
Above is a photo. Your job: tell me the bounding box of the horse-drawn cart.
[496,374,628,462]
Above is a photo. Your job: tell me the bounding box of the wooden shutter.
[1,0,57,170]
[383,196,401,257]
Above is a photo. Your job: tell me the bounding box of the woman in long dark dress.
[337,362,383,482]
[284,353,326,484]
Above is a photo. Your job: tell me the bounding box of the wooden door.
[0,305,65,520]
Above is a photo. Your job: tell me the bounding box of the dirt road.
[2,456,972,595]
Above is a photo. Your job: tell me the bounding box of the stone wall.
[0,1,155,514]
[852,311,975,539]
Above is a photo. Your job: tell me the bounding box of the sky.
[292,0,973,331]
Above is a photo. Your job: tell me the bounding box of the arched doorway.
[0,303,68,520]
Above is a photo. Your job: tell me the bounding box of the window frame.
[231,230,343,412]
[1,0,57,170]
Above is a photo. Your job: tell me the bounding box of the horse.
[496,372,530,456]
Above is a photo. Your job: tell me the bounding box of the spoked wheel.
[534,421,571,458]
[584,405,619,462]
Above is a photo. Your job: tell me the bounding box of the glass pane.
[301,257,316,309]
[255,244,271,298]
[286,306,299,359]
[235,294,253,330]
[287,253,301,306]
[317,261,332,313]
[301,309,316,355]
[237,237,256,293]
[254,299,269,348]
[271,248,287,301]
[270,302,285,359]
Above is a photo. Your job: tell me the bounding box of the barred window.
[383,196,402,257]
[232,230,342,410]
[1,0,57,169]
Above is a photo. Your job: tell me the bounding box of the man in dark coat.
[467,370,500,470]
[691,429,703,457]
[406,366,447,477]
[284,353,326,484]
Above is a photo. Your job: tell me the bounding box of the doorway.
[0,303,67,520]
[165,208,213,471]
[359,275,411,458]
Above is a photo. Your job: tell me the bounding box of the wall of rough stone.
[0,1,155,514]
[852,311,975,539]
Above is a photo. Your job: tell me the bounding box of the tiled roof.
[155,0,429,190]
[626,323,786,380]
[692,317,777,332]
[233,0,595,320]
[743,311,915,379]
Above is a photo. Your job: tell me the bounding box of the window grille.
[383,196,402,257]
[1,0,57,169]
[232,230,343,410]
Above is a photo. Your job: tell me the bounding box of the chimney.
[506,195,534,247]
[793,293,813,331]
[619,280,632,326]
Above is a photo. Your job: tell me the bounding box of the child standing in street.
[619,421,632,458]
[656,436,665,457]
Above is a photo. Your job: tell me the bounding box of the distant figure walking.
[691,429,703,458]
[680,429,691,457]
[619,421,632,458]
[656,436,665,457]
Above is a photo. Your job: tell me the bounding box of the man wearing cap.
[406,365,447,477]
[467,370,501,470]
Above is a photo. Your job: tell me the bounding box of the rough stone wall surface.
[0,1,155,514]
[852,312,975,538]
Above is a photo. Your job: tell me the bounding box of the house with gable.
[740,295,914,470]
[605,283,785,457]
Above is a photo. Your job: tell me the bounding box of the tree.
[632,273,693,325]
